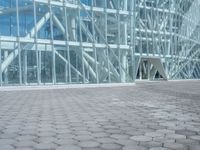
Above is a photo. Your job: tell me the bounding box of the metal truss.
[0,0,200,85]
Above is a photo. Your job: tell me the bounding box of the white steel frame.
[0,0,200,85]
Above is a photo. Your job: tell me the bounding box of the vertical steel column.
[76,54,79,82]
[0,37,2,86]
[91,0,99,83]
[0,17,2,86]
[130,0,136,82]
[163,5,168,76]
[4,51,8,84]
[23,49,27,84]
[174,13,178,74]
[150,2,155,56]
[163,6,167,58]
[16,0,22,85]
[138,2,143,80]
[147,60,150,80]
[33,0,41,84]
[78,1,85,83]
[169,0,173,78]
[144,0,149,56]
[156,0,160,55]
[158,1,162,57]
[63,0,72,83]
[121,0,128,83]
[117,0,122,82]
[104,0,111,83]
[49,0,56,84]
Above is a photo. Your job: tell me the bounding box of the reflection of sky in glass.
[0,0,92,37]
[0,1,52,38]
[81,0,92,5]
[0,0,34,36]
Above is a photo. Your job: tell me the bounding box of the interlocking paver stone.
[145,132,164,137]
[165,134,186,139]
[96,137,116,144]
[140,141,162,148]
[75,135,94,141]
[176,138,199,145]
[79,141,100,148]
[0,139,17,145]
[0,81,200,150]
[149,147,172,150]
[100,143,122,150]
[175,130,196,136]
[189,144,200,150]
[34,143,57,150]
[164,142,188,150]
[55,139,77,145]
[122,145,148,150]
[56,145,82,150]
[116,139,138,146]
[189,135,200,141]
[15,148,34,150]
[36,137,57,143]
[92,132,108,138]
[0,145,15,150]
[16,135,36,141]
[110,134,130,140]
[130,135,152,142]
[14,140,37,148]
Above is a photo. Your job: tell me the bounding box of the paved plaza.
[0,81,200,150]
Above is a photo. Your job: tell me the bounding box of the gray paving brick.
[0,139,17,145]
[130,135,152,142]
[0,145,15,150]
[74,135,94,141]
[54,139,77,145]
[145,132,164,138]
[56,145,82,150]
[110,134,130,140]
[140,141,162,148]
[122,145,148,150]
[15,148,34,150]
[175,130,197,136]
[149,147,172,150]
[165,134,186,139]
[153,137,175,143]
[34,143,57,150]
[96,137,116,144]
[176,138,199,145]
[0,81,200,150]
[14,140,37,148]
[82,148,101,150]
[189,135,200,141]
[164,142,188,150]
[115,139,138,146]
[15,135,36,141]
[189,144,200,150]
[36,137,57,143]
[92,132,108,138]
[100,143,122,150]
[79,141,100,148]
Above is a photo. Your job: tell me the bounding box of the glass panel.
[18,0,34,37]
[36,4,51,40]
[40,44,52,84]
[0,0,17,36]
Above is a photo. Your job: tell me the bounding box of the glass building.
[0,0,200,86]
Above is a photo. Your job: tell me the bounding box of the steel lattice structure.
[0,0,200,85]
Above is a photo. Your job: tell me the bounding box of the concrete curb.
[0,83,135,91]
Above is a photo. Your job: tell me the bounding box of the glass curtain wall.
[0,0,200,86]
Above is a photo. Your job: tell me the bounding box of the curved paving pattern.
[0,81,200,150]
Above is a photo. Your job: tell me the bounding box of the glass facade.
[0,0,200,86]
